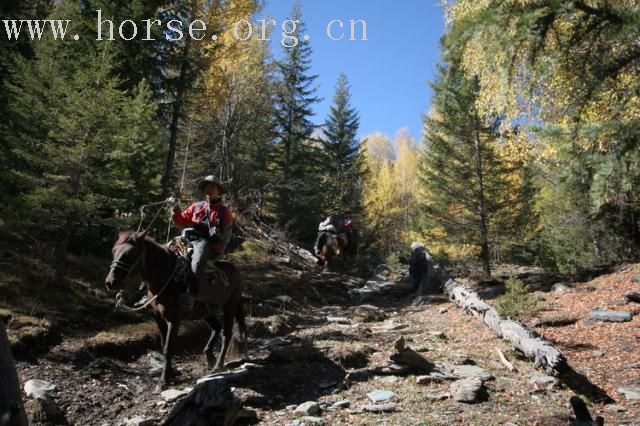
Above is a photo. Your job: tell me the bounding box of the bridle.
[108,238,179,312]
[109,242,147,282]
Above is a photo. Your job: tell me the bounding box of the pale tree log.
[423,250,567,376]
[0,321,28,426]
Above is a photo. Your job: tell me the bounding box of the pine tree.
[322,73,364,214]
[272,2,322,241]
[420,64,517,277]
[3,1,163,269]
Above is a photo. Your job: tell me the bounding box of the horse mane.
[115,231,172,256]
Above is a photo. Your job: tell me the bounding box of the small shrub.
[495,278,542,319]
[385,253,401,268]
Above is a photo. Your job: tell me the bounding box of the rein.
[115,263,178,312]
[110,240,178,312]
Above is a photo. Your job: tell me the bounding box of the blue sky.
[263,0,445,140]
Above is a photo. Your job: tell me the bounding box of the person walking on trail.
[172,176,233,307]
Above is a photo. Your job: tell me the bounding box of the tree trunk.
[473,112,491,278]
[0,321,28,426]
[163,37,192,195]
[423,248,567,376]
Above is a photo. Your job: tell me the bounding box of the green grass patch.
[86,321,158,347]
[1,308,55,354]
[228,239,270,263]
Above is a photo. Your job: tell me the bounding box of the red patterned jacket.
[172,198,233,254]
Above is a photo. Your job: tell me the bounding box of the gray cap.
[197,175,226,195]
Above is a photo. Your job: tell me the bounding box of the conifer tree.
[272,2,322,241]
[3,1,163,269]
[420,64,517,277]
[323,73,364,214]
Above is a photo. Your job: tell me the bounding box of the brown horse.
[316,231,355,270]
[104,231,246,389]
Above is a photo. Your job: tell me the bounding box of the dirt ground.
[11,259,640,425]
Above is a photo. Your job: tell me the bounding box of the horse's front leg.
[212,313,233,372]
[154,312,168,351]
[203,316,222,370]
[159,320,180,390]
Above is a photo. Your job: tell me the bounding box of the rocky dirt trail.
[14,260,640,425]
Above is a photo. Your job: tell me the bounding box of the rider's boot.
[179,277,197,311]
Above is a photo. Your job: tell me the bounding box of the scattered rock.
[452,356,475,366]
[552,283,569,293]
[330,400,351,409]
[160,388,190,402]
[530,375,560,391]
[367,390,396,403]
[445,364,493,382]
[326,316,350,324]
[438,307,448,314]
[617,385,640,401]
[371,362,410,375]
[606,405,626,413]
[415,370,458,384]
[123,416,154,426]
[300,416,324,425]
[293,401,320,416]
[362,403,396,413]
[390,336,434,373]
[24,379,56,400]
[450,378,485,403]
[373,320,407,331]
[378,375,399,385]
[164,378,241,426]
[591,350,604,357]
[624,291,640,304]
[147,351,165,377]
[589,309,632,322]
[632,274,640,283]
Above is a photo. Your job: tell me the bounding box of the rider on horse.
[314,212,357,260]
[172,176,233,307]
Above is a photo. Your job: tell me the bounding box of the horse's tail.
[228,297,247,360]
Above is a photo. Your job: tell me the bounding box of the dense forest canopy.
[0,0,639,274]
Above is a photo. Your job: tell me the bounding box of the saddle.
[166,234,229,289]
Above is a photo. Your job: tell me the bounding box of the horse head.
[105,231,147,291]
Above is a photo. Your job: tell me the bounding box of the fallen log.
[0,321,28,426]
[422,249,567,376]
